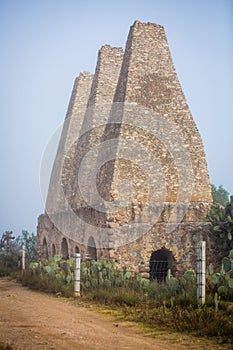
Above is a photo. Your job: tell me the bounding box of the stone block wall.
[37,21,214,276]
[46,72,93,215]
[111,21,212,204]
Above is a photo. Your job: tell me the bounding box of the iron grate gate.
[150,260,169,282]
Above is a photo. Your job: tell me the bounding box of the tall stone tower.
[37,21,212,277]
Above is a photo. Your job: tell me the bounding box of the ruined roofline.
[132,20,164,30]
[86,44,124,107]
[71,71,93,86]
[64,71,93,120]
[99,44,124,52]
[78,71,93,78]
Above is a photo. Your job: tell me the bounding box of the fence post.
[197,241,206,304]
[74,253,81,298]
[22,244,25,271]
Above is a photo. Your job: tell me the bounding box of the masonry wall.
[38,72,93,253]
[46,72,93,215]
[94,21,213,273]
[38,45,124,257]
[37,21,214,274]
[68,45,124,210]
[111,21,212,204]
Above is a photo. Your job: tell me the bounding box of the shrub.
[0,343,16,350]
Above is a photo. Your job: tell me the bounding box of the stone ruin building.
[37,21,213,279]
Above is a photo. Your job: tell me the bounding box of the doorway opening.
[149,249,175,282]
[42,237,48,259]
[86,236,97,261]
[52,243,56,256]
[61,238,69,260]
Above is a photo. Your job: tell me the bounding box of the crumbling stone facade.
[37,21,213,278]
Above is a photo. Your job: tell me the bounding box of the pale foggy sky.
[0,0,232,235]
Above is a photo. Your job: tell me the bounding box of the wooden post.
[74,253,81,298]
[22,244,25,271]
[197,241,206,304]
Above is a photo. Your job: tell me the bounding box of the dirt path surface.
[0,279,228,350]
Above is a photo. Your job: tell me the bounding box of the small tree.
[0,231,15,251]
[0,230,37,270]
[16,230,38,265]
[211,184,229,207]
[0,231,20,268]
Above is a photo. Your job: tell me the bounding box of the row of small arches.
[42,237,175,281]
[42,236,97,261]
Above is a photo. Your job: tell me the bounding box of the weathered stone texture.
[46,72,93,215]
[88,45,124,106]
[37,21,214,275]
[112,21,212,204]
[66,45,124,209]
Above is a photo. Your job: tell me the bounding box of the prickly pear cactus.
[79,259,139,290]
[167,277,180,294]
[211,250,233,300]
[183,269,196,281]
[206,196,233,250]
[222,257,231,272]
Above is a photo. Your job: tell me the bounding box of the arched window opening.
[61,238,69,260]
[86,236,97,261]
[75,246,80,254]
[149,249,175,282]
[42,237,48,259]
[52,243,56,256]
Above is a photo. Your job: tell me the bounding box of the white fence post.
[74,253,81,298]
[197,241,206,304]
[22,244,25,271]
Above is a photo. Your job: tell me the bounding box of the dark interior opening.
[149,249,175,282]
[61,238,69,260]
[86,236,97,261]
[42,237,48,259]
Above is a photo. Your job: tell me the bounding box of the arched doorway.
[42,237,48,259]
[149,249,175,282]
[61,238,69,260]
[86,236,97,261]
[75,246,80,254]
[52,243,56,256]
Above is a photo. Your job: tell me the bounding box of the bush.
[17,254,74,297]
[0,343,16,350]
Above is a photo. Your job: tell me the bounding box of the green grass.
[17,270,73,297]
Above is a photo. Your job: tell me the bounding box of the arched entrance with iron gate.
[149,248,175,282]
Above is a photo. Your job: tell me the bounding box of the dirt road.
[0,279,228,350]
